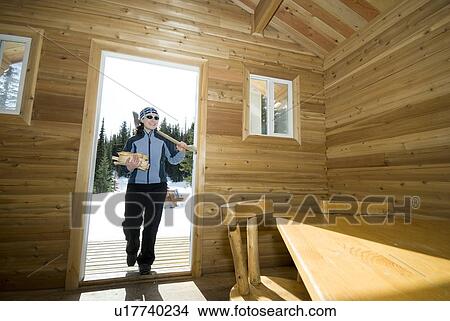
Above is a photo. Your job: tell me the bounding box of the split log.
[111,151,149,171]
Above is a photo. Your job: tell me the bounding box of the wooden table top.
[276,215,450,300]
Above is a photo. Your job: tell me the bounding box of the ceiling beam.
[252,0,284,34]
[324,0,431,69]
[230,0,324,58]
[230,0,255,14]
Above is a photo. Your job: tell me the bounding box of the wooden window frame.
[243,64,301,144]
[248,74,294,138]
[0,23,43,125]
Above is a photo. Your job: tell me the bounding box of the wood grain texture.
[277,216,450,300]
[233,0,386,57]
[0,0,323,290]
[232,0,384,57]
[83,237,190,281]
[0,23,43,125]
[1,0,446,295]
[230,275,310,300]
[324,1,450,218]
[324,0,435,69]
[292,0,355,38]
[340,0,380,22]
[228,223,250,295]
[252,0,283,34]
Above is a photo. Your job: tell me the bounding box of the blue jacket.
[123,129,185,184]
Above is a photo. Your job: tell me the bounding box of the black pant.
[122,182,167,265]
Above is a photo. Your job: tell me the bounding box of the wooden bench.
[276,214,450,300]
[220,198,310,301]
[165,189,184,207]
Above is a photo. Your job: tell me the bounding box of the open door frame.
[65,39,208,290]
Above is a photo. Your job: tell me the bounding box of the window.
[249,74,293,137]
[243,64,301,144]
[0,34,32,115]
[0,23,43,125]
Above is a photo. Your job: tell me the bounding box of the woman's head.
[139,107,159,130]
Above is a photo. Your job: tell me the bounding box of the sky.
[97,52,199,138]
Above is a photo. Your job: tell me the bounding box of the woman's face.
[142,113,159,130]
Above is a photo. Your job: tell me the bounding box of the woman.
[121,106,188,275]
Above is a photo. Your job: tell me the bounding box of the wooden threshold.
[82,236,191,286]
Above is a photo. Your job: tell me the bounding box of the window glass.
[0,37,30,115]
[248,74,293,138]
[274,82,289,135]
[250,78,268,135]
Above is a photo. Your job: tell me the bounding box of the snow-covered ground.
[87,177,193,242]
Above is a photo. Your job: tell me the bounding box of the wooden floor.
[0,266,299,301]
[84,236,191,282]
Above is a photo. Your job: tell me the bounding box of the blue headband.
[139,107,158,120]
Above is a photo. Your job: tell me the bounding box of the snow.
[115,176,190,194]
[116,176,129,192]
[87,177,193,242]
[166,179,191,194]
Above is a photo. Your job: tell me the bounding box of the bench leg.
[228,223,250,295]
[247,216,261,285]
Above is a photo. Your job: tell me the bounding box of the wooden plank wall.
[0,0,326,290]
[324,0,450,218]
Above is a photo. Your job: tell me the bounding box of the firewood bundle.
[112,151,149,171]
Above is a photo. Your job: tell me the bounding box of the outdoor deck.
[84,236,190,282]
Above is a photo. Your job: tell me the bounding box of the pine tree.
[95,119,106,173]
[159,119,182,182]
[118,121,130,146]
[105,137,113,172]
[159,117,169,134]
[93,152,114,193]
[93,119,114,193]
[116,121,131,177]
[0,67,12,108]
[180,122,195,184]
[98,117,194,184]
[172,123,181,141]
[261,96,267,135]
[110,133,119,171]
[0,63,21,112]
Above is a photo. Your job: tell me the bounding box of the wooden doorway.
[65,39,207,290]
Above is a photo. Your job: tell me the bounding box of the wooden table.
[276,215,450,300]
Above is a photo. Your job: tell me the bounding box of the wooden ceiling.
[230,0,398,58]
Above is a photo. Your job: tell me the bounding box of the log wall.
[325,0,450,218]
[0,0,326,290]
